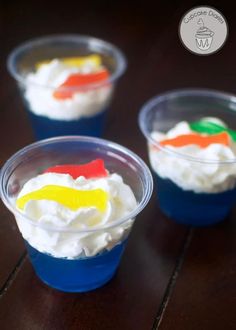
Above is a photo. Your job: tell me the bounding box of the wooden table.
[0,1,235,329]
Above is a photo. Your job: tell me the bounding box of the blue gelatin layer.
[155,174,236,226]
[27,109,107,140]
[25,240,126,292]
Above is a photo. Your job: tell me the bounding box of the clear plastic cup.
[0,136,152,292]
[139,89,236,226]
[7,34,127,140]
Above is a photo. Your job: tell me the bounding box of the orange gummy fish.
[53,69,110,100]
[160,132,230,148]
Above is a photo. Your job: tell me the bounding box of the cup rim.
[138,88,236,164]
[7,34,127,91]
[0,135,153,233]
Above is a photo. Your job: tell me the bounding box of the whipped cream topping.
[195,19,214,38]
[149,118,236,193]
[15,172,137,258]
[24,59,113,120]
[195,26,214,38]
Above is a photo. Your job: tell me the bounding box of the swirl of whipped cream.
[24,59,113,120]
[15,172,137,258]
[195,26,214,38]
[149,118,236,193]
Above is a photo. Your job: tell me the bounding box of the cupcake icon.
[195,19,214,51]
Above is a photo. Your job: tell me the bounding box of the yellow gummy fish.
[16,185,108,212]
[36,54,102,69]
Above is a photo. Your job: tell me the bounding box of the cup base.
[25,240,126,292]
[155,174,236,226]
[40,270,116,293]
[26,108,107,140]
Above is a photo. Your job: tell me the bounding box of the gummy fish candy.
[160,132,230,148]
[53,69,110,99]
[44,159,108,179]
[190,120,236,141]
[36,54,102,69]
[17,185,108,212]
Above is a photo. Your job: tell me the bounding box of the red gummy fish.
[44,159,108,179]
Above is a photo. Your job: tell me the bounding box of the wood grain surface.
[0,1,235,329]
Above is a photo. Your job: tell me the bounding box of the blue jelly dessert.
[26,240,126,292]
[155,174,236,226]
[27,108,107,140]
[14,159,137,292]
[148,118,236,226]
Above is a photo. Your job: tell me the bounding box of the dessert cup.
[139,89,236,226]
[7,35,127,140]
[0,136,152,292]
